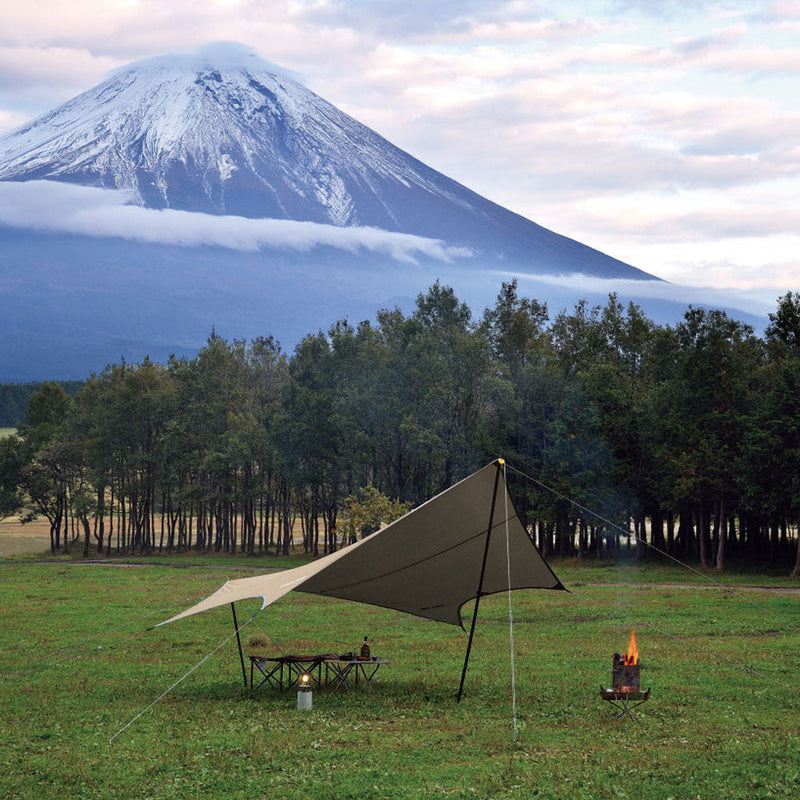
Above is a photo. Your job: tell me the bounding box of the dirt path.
[585,581,800,596]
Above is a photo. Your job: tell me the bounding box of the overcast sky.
[1,0,798,307]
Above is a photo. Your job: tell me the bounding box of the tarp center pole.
[231,603,247,688]
[503,461,518,737]
[457,460,502,703]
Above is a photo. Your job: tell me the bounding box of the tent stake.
[457,461,502,702]
[231,603,247,688]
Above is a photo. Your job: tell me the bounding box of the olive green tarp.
[156,460,564,629]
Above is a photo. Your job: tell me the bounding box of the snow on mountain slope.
[0,43,654,279]
[0,43,474,224]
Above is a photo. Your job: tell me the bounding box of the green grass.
[0,427,16,438]
[0,558,798,799]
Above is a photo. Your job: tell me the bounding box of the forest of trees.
[0,380,84,427]
[2,281,800,575]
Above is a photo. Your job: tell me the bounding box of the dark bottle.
[360,636,370,660]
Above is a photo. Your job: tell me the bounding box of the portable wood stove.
[600,633,650,720]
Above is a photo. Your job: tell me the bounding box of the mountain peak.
[111,42,301,85]
[0,43,409,225]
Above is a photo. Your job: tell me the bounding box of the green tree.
[758,292,800,575]
[659,308,761,570]
[17,382,72,552]
[765,291,800,356]
[0,434,25,520]
[407,282,496,491]
[338,485,411,545]
[581,295,659,559]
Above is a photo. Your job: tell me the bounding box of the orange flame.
[623,629,639,665]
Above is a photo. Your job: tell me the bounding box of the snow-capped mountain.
[2,43,761,382]
[0,43,650,278]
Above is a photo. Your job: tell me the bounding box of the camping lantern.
[297,673,312,710]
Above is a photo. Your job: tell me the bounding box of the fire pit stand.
[600,687,650,721]
[600,647,650,721]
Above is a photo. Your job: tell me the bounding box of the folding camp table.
[250,654,332,692]
[250,655,389,692]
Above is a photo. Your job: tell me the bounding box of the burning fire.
[623,629,639,665]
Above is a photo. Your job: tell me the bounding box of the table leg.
[328,662,355,692]
[251,660,284,691]
[356,662,381,686]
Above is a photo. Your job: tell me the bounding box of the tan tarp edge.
[156,461,564,629]
[154,535,373,627]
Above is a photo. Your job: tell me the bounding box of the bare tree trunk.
[635,512,648,561]
[650,510,665,552]
[81,514,91,558]
[666,512,675,555]
[699,504,711,568]
[715,497,726,573]
[61,497,69,554]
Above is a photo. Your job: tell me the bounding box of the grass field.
[0,518,52,557]
[0,552,798,799]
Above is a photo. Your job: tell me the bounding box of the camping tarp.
[156,461,564,629]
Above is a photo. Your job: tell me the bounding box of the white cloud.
[0,110,29,133]
[510,271,776,317]
[0,46,120,91]
[0,47,123,126]
[0,181,468,263]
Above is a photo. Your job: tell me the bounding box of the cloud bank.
[0,180,468,263]
[511,271,776,319]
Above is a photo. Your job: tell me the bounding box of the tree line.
[0,381,83,427]
[2,281,800,575]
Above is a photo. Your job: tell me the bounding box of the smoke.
[0,180,470,263]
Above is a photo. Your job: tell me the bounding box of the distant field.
[0,555,797,799]
[0,427,16,438]
[0,518,51,557]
